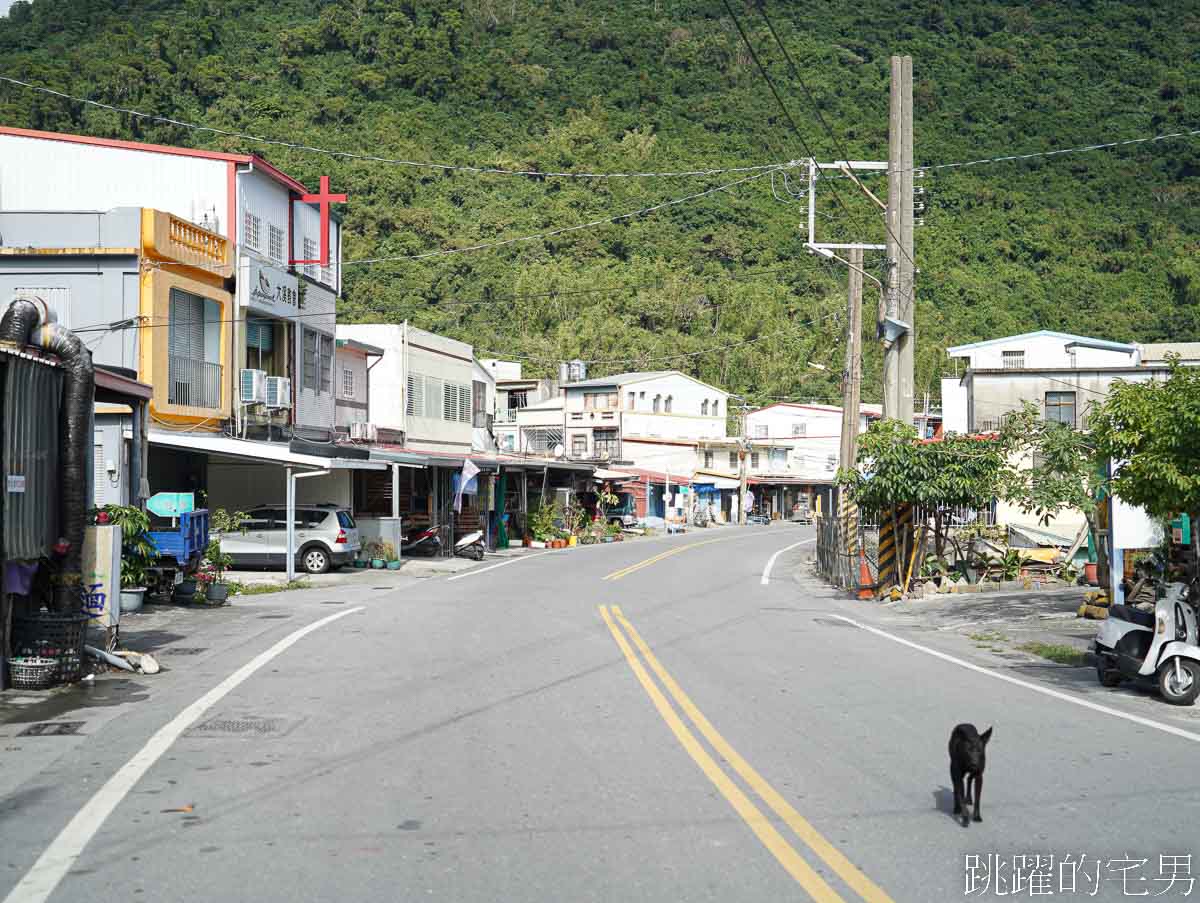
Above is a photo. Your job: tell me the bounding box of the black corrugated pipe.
[1,298,95,610]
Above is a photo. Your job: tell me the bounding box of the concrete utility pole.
[897,55,916,426]
[838,247,864,471]
[737,405,749,526]
[883,54,915,426]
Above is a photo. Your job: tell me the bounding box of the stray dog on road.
[949,723,992,827]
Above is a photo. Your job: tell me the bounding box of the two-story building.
[0,126,364,516]
[478,359,561,455]
[562,370,728,470]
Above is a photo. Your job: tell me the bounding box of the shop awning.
[139,430,386,471]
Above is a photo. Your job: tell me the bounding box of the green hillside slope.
[2,0,1197,406]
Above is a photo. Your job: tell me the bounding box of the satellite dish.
[553,444,565,458]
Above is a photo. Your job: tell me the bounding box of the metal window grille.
[342,367,354,398]
[319,335,333,393]
[243,211,262,252]
[268,225,285,263]
[1002,350,1024,370]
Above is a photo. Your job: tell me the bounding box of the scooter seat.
[1109,604,1155,629]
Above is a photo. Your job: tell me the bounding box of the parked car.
[220,505,360,574]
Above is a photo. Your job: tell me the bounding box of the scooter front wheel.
[1158,658,1200,706]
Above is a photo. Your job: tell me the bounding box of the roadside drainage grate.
[163,647,207,655]
[321,600,345,605]
[185,715,301,738]
[258,614,291,620]
[19,722,85,737]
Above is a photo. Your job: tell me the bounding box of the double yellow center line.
[599,605,894,903]
[602,537,728,581]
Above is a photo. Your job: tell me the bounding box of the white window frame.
[342,367,355,398]
[268,224,285,263]
[243,211,262,252]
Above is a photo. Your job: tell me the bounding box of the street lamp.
[804,243,908,347]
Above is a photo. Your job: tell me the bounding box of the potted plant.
[529,502,557,549]
[383,541,401,569]
[365,540,387,569]
[95,504,159,613]
[200,537,233,603]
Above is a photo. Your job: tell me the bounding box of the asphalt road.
[4,525,1200,902]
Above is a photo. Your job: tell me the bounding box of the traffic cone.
[857,549,874,600]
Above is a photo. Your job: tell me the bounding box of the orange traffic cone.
[857,549,874,600]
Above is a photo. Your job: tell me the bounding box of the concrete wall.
[966,368,1168,432]
[0,133,229,235]
[238,168,291,267]
[337,323,474,452]
[620,439,699,475]
[292,200,341,295]
[566,373,727,440]
[0,209,142,371]
[335,347,371,428]
[479,359,522,381]
[941,377,969,434]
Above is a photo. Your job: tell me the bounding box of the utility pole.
[838,247,864,472]
[897,55,916,426]
[883,54,915,425]
[737,405,749,526]
[882,56,902,421]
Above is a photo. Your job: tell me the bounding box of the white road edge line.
[761,538,816,585]
[833,614,1200,745]
[446,552,552,582]
[4,605,366,903]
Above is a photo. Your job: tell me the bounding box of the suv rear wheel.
[301,545,331,574]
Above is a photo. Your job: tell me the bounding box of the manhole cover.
[163,647,207,655]
[186,715,301,738]
[19,722,85,737]
[258,614,291,620]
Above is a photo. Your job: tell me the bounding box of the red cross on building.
[292,175,347,268]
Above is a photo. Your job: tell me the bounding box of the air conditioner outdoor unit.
[239,368,266,404]
[350,421,378,442]
[265,376,292,409]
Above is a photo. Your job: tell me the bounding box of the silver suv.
[221,505,361,574]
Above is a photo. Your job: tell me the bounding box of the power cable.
[0,74,794,180]
[342,169,779,265]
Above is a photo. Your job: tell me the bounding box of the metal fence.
[814,512,879,591]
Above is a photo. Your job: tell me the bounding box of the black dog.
[949,723,992,827]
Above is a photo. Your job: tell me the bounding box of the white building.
[334,337,383,433]
[336,323,476,455]
[479,359,561,455]
[562,370,728,468]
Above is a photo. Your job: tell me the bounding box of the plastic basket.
[12,612,89,684]
[8,656,59,690]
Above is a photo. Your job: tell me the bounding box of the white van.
[221,505,360,574]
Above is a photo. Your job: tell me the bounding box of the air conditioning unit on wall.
[239,369,266,404]
[349,421,377,442]
[265,376,292,409]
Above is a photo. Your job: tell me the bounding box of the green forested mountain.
[1,1,1197,406]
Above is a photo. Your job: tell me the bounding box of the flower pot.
[522,537,532,548]
[205,583,230,603]
[567,536,578,547]
[386,560,402,570]
[371,558,386,569]
[529,540,545,549]
[119,587,147,613]
[177,579,197,597]
[602,536,614,543]
[353,560,369,569]
[1084,562,1099,585]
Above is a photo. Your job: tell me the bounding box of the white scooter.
[454,531,485,561]
[1094,581,1200,705]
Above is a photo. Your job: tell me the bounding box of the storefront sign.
[243,256,299,317]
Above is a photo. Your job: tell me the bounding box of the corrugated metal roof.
[1139,342,1200,362]
[947,330,1135,355]
[562,371,672,388]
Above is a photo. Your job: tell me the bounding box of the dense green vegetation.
[2,0,1197,407]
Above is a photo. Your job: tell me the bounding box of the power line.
[0,74,794,180]
[342,169,779,265]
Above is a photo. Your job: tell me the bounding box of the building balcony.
[168,354,223,410]
[141,209,233,278]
